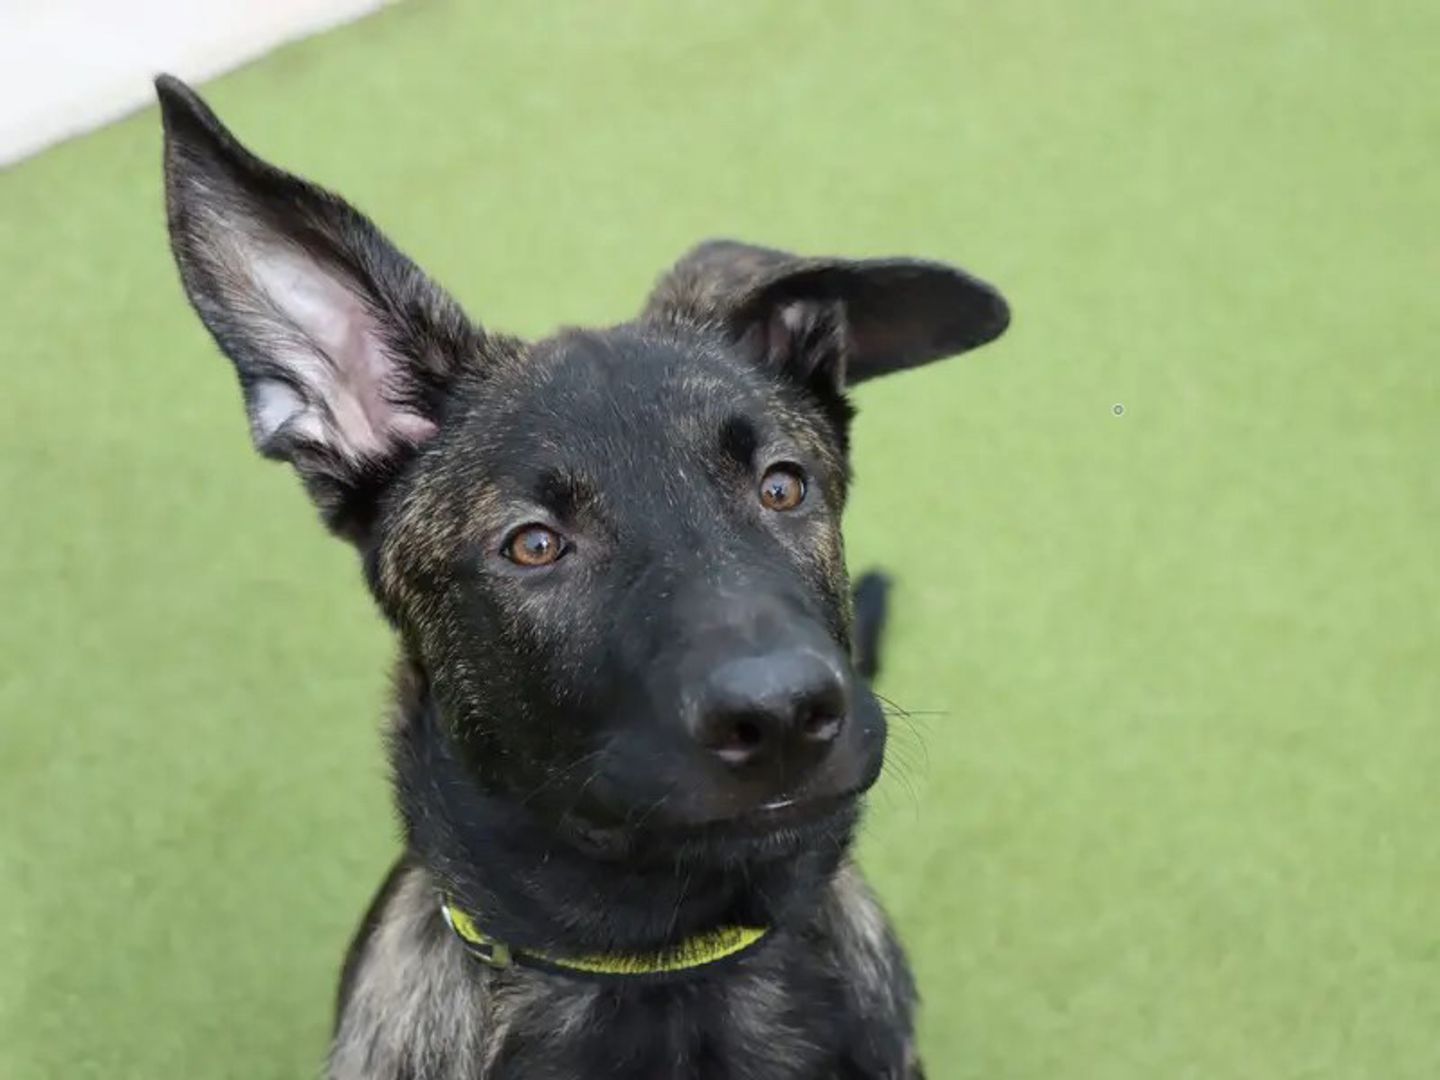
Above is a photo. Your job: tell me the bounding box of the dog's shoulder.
[819,862,921,1074]
[329,862,488,1079]
[329,861,602,1080]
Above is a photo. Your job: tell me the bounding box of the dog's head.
[157,77,1008,856]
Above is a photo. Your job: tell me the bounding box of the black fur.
[156,74,1009,1079]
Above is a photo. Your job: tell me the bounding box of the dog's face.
[377,323,867,836]
[157,77,1008,851]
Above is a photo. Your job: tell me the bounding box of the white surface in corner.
[0,0,388,165]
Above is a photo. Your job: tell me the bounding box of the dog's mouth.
[732,791,855,832]
[558,788,862,862]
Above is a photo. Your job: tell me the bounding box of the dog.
[155,74,1008,1079]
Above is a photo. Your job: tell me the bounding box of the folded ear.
[642,239,1010,387]
[156,75,482,541]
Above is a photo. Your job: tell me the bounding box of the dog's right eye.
[502,524,567,567]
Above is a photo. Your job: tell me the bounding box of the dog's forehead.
[474,327,776,457]
[541,327,760,410]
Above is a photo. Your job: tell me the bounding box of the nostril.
[800,710,843,743]
[709,714,768,767]
[732,717,764,749]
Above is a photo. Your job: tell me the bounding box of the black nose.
[690,650,849,770]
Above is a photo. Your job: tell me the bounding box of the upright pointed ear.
[156,75,482,542]
[642,239,1010,387]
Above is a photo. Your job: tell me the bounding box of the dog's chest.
[335,941,908,1080]
[330,865,915,1079]
[484,964,855,1079]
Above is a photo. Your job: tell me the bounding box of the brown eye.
[503,524,566,567]
[759,465,807,512]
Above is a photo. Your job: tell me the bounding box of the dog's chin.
[557,789,864,866]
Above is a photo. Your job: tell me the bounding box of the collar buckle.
[468,939,512,970]
[441,901,511,969]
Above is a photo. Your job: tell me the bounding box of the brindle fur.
[156,75,1006,1079]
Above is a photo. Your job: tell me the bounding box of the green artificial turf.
[2,2,1437,1076]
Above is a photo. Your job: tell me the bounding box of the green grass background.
[2,1,1436,1076]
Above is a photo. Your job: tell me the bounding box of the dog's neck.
[386,659,852,957]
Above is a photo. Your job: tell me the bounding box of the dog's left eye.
[502,524,567,567]
[759,465,807,512]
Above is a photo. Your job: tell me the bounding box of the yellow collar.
[440,900,769,979]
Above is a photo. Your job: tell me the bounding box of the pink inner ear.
[241,240,436,460]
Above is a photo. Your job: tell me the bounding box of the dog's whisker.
[871,691,914,717]
[628,784,676,832]
[563,755,613,819]
[665,867,694,941]
[516,748,608,810]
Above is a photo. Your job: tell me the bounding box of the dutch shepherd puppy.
[156,75,1008,1079]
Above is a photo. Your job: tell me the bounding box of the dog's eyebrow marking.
[718,415,758,469]
[533,468,593,520]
